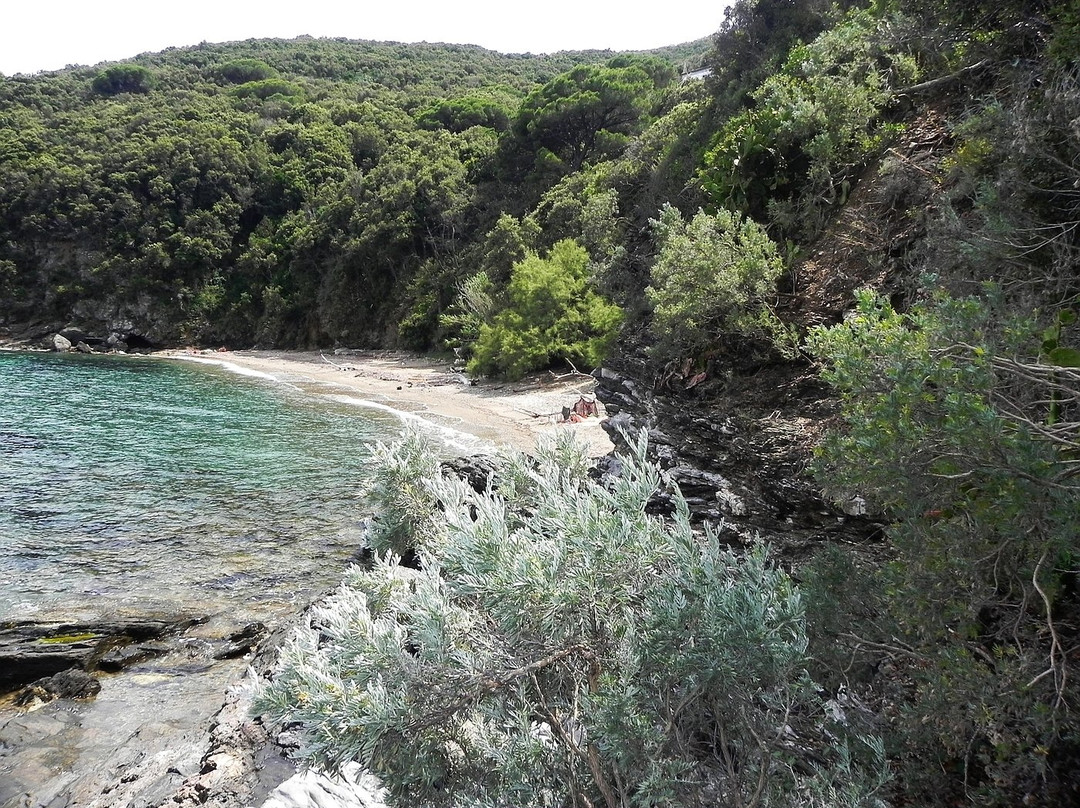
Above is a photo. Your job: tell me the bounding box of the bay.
[0,350,408,625]
[0,350,440,807]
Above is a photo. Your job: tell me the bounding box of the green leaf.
[1047,347,1080,368]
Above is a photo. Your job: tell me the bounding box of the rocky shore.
[0,335,614,808]
[2,328,871,806]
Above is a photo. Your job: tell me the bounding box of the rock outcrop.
[0,617,201,692]
[594,350,879,553]
[14,668,102,708]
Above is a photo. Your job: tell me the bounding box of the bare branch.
[896,60,991,96]
[1030,552,1068,709]
[407,643,594,733]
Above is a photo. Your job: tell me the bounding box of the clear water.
[0,351,406,624]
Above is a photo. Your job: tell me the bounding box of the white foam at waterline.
[323,394,494,455]
[167,355,285,383]
[167,355,491,453]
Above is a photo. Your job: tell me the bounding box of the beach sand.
[162,348,614,457]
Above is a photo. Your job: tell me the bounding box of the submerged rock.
[213,622,269,660]
[97,642,169,672]
[0,616,289,807]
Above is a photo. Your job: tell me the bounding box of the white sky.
[2,1,729,76]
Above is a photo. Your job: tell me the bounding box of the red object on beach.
[572,396,598,418]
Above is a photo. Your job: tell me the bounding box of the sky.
[2,1,730,76]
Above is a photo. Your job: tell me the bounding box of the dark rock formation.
[0,617,201,692]
[144,619,304,807]
[105,332,128,352]
[441,455,501,492]
[57,327,90,345]
[14,668,101,707]
[13,322,155,353]
[212,622,269,660]
[594,351,880,553]
[97,642,169,672]
[0,615,298,806]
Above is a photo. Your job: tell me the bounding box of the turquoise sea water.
[0,351,407,624]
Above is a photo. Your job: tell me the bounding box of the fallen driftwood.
[320,353,358,371]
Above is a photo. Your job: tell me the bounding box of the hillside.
[3,0,1080,805]
[0,36,705,348]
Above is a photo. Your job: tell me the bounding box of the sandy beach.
[162,348,614,457]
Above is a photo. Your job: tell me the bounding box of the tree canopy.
[514,57,675,171]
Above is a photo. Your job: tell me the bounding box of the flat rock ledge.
[0,617,202,693]
[132,621,388,808]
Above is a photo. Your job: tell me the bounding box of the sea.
[0,349,418,625]
[0,349,483,806]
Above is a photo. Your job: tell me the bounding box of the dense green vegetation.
[646,203,786,361]
[806,291,1080,804]
[0,37,692,357]
[467,239,623,378]
[4,1,1080,804]
[258,430,890,808]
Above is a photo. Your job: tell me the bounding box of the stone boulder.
[441,455,501,493]
[106,332,129,352]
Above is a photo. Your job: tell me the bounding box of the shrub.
[468,239,622,379]
[806,291,1080,805]
[360,426,444,558]
[700,8,916,238]
[646,203,787,361]
[438,271,496,357]
[256,431,889,808]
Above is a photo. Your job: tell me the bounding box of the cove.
[0,350,415,806]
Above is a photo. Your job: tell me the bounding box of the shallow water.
[0,350,404,624]
[0,350,435,806]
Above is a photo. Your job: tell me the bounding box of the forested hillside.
[5,0,1080,805]
[0,35,704,349]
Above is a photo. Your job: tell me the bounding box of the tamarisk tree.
[255,430,887,808]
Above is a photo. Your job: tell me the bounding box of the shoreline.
[159,348,614,457]
[1,345,614,806]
